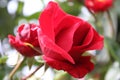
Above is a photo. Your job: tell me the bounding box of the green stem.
[22,63,44,80]
[88,9,98,23]
[87,9,104,34]
[9,57,26,80]
[106,10,115,37]
[105,39,120,63]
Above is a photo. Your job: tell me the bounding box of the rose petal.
[17,24,39,46]
[39,1,66,41]
[8,35,40,57]
[55,15,81,51]
[69,21,103,61]
[8,23,41,57]
[17,24,30,41]
[43,55,94,78]
[37,29,75,64]
[76,22,104,50]
[85,0,113,12]
[38,1,104,78]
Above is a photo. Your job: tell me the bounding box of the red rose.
[8,24,41,57]
[38,1,104,78]
[84,0,113,13]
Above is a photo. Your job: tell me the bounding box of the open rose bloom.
[84,0,113,13]
[37,1,104,78]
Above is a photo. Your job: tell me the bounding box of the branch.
[9,57,26,80]
[22,63,44,80]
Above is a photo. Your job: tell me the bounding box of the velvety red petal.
[37,29,74,64]
[17,24,39,46]
[72,21,92,46]
[28,24,40,46]
[17,24,31,41]
[39,1,67,41]
[43,55,94,78]
[8,35,16,45]
[76,22,104,50]
[8,35,40,57]
[38,1,104,78]
[69,21,103,61]
[55,15,81,51]
[73,28,104,52]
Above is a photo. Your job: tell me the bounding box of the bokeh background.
[0,0,120,80]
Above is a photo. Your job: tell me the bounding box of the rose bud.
[8,24,41,57]
[84,0,113,13]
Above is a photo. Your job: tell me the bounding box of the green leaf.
[0,56,8,64]
[25,12,41,20]
[105,37,120,63]
[57,0,82,16]
[54,71,72,80]
[35,56,45,64]
[26,57,35,70]
[16,1,24,15]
